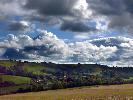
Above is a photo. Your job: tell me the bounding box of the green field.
[1,60,133,99]
[0,60,16,67]
[23,64,45,75]
[0,75,31,84]
[0,84,133,100]
[0,85,30,95]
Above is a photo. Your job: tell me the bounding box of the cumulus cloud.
[1,0,133,33]
[23,0,133,33]
[23,0,97,33]
[8,21,30,32]
[68,41,117,62]
[0,0,133,66]
[1,30,133,66]
[87,0,133,33]
[0,30,69,60]
[0,30,121,65]
[0,0,96,33]
[119,38,133,64]
[90,36,133,66]
[24,0,90,18]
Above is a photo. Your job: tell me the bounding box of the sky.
[0,0,133,66]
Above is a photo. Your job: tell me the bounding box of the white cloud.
[68,41,117,62]
[0,34,33,49]
[1,0,133,35]
[120,41,133,48]
[0,48,6,56]
[1,30,133,66]
[73,0,92,18]
[19,21,29,27]
[0,30,69,60]
[0,0,27,16]
[0,29,117,63]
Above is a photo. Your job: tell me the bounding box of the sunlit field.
[0,84,133,100]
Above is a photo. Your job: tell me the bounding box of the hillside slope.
[0,60,133,95]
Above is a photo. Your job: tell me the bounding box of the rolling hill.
[0,60,133,95]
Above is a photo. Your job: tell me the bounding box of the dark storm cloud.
[23,0,133,33]
[87,0,125,16]
[61,20,96,32]
[1,0,133,33]
[23,0,93,32]
[87,0,133,32]
[124,0,133,14]
[24,0,76,16]
[88,0,133,15]
[108,14,133,29]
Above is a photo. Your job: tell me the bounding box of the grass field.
[0,84,133,100]
[0,75,31,84]
[24,64,45,75]
[0,60,16,67]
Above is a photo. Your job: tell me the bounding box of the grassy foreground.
[0,84,133,100]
